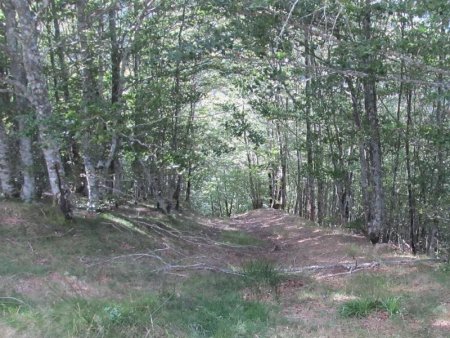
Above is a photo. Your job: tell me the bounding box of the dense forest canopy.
[0,0,448,255]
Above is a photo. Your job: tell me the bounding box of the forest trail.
[0,202,448,337]
[202,208,417,276]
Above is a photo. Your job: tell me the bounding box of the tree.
[8,0,71,218]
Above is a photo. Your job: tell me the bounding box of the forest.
[0,0,449,337]
[1,0,448,253]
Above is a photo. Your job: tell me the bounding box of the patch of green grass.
[2,273,277,338]
[165,292,271,337]
[242,259,283,291]
[380,296,402,316]
[339,298,380,318]
[0,297,30,316]
[433,263,450,287]
[164,274,275,337]
[339,296,402,318]
[403,292,440,319]
[220,230,264,246]
[36,295,160,338]
[344,273,392,299]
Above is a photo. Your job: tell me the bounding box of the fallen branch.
[150,263,243,276]
[87,247,171,267]
[282,258,440,275]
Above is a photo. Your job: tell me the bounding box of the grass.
[242,259,283,289]
[220,230,265,246]
[2,275,276,338]
[343,273,393,299]
[1,201,450,338]
[0,202,278,337]
[339,296,402,318]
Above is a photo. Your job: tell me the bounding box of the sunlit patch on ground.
[432,319,450,332]
[332,293,358,302]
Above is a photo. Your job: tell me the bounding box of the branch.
[282,258,440,275]
[275,0,300,52]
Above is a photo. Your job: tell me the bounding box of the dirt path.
[219,209,415,272]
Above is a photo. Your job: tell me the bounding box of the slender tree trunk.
[294,121,302,216]
[304,28,315,221]
[405,88,416,254]
[106,4,121,197]
[0,122,14,197]
[50,0,70,102]
[18,117,35,202]
[361,2,384,242]
[276,123,287,210]
[3,0,35,201]
[346,78,371,230]
[77,0,103,210]
[10,0,71,218]
[83,151,100,211]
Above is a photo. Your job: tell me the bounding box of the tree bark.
[0,122,14,197]
[10,0,71,218]
[362,2,384,243]
[405,89,416,254]
[346,78,371,228]
[3,0,35,202]
[76,0,103,210]
[304,27,315,221]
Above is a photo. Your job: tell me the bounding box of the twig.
[27,241,34,254]
[87,251,169,267]
[150,263,243,276]
[283,258,440,275]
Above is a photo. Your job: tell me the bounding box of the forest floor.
[0,201,449,337]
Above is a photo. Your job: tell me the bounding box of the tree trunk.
[361,2,384,243]
[10,0,71,218]
[276,123,287,210]
[304,28,315,221]
[83,153,100,211]
[405,88,416,254]
[294,121,303,216]
[346,78,371,228]
[18,117,35,202]
[0,122,14,197]
[3,0,35,202]
[76,0,105,210]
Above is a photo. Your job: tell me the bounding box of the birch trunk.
[3,0,35,202]
[76,0,101,210]
[10,0,71,218]
[0,122,14,197]
[83,154,100,211]
[18,117,35,202]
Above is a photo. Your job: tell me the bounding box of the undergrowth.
[2,274,277,338]
[339,296,402,318]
